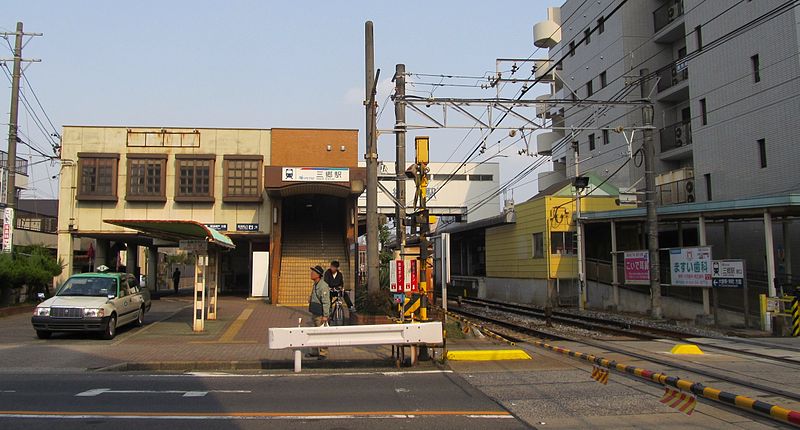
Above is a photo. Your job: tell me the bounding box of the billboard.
[624,251,650,285]
[669,247,713,287]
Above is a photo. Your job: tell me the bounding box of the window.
[586,80,593,97]
[223,155,263,202]
[77,153,119,201]
[126,154,166,202]
[704,173,712,201]
[597,17,605,34]
[751,54,761,83]
[758,139,767,168]
[602,129,610,145]
[695,25,703,50]
[550,231,575,255]
[569,41,576,57]
[175,154,215,202]
[532,233,544,259]
[699,98,708,125]
[588,133,596,151]
[599,71,607,88]
[468,174,493,181]
[584,28,591,44]
[571,90,578,102]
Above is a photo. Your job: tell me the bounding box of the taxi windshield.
[56,277,117,297]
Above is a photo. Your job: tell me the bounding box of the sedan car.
[31,272,151,340]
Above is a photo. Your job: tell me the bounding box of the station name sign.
[204,223,228,231]
[282,167,349,182]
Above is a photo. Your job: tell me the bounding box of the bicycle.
[329,287,347,326]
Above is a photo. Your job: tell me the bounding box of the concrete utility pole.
[642,104,661,319]
[365,21,380,292]
[572,138,586,311]
[394,64,407,254]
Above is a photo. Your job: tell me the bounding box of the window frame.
[550,231,576,256]
[602,129,610,145]
[599,71,607,88]
[751,54,761,83]
[584,28,591,45]
[174,154,216,203]
[532,232,544,259]
[704,173,712,201]
[757,138,767,168]
[76,152,120,202]
[126,153,167,202]
[586,79,594,97]
[597,17,605,34]
[699,98,708,125]
[223,154,264,203]
[588,133,596,151]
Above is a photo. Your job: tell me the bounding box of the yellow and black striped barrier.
[527,338,800,426]
[590,365,609,385]
[792,295,799,337]
[660,387,697,415]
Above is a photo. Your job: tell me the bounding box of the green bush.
[0,246,62,297]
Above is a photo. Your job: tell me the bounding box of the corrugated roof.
[103,220,235,248]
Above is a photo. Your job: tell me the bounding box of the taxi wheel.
[36,330,51,339]
[102,315,117,340]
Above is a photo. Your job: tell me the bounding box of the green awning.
[104,219,235,249]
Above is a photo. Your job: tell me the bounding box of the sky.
[1,0,551,208]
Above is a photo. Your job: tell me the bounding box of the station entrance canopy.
[103,219,235,249]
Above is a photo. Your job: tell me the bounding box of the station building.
[56,126,363,305]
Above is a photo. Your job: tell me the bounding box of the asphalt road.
[0,370,529,430]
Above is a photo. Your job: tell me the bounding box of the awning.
[104,219,235,249]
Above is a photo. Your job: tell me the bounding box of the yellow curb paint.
[669,344,704,355]
[218,308,254,343]
[446,349,532,361]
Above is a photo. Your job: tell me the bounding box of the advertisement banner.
[624,250,650,285]
[409,259,418,293]
[669,246,713,287]
[390,260,404,293]
[2,207,13,252]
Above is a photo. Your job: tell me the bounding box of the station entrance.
[275,194,353,305]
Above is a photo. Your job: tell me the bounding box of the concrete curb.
[0,304,34,318]
[96,358,439,373]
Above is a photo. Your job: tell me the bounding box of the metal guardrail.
[268,322,443,372]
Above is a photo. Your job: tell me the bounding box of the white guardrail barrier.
[269,322,443,372]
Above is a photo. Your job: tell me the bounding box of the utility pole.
[2,22,40,253]
[642,104,661,319]
[364,21,380,292]
[572,137,586,311]
[394,64,407,255]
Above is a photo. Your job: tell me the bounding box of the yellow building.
[481,175,620,304]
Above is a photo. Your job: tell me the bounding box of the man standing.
[324,260,354,312]
[307,265,330,360]
[172,268,181,294]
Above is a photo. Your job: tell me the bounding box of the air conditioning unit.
[674,126,684,147]
[685,179,696,203]
[668,5,678,21]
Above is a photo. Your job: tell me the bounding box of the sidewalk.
[0,296,394,372]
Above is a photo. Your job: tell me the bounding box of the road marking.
[0,410,513,420]
[75,389,251,398]
[394,388,410,393]
[218,308,253,343]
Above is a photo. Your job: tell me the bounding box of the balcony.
[537,169,567,193]
[656,62,689,101]
[535,94,551,119]
[537,130,564,156]
[533,59,562,82]
[654,0,685,43]
[659,120,693,161]
[0,151,29,176]
[533,7,561,49]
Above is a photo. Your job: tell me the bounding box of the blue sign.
[392,293,405,304]
[236,223,259,232]
[204,223,228,231]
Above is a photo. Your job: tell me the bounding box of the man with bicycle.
[324,260,354,312]
[306,265,330,360]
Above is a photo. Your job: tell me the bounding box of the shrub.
[0,246,62,298]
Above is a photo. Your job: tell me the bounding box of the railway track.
[449,300,800,404]
[457,296,800,367]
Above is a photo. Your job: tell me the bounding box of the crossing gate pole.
[792,288,799,337]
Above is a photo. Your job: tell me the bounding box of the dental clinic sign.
[624,251,650,285]
[282,167,349,182]
[669,246,713,287]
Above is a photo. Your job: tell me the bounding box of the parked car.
[31,272,151,340]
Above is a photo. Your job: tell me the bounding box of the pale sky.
[1,0,551,208]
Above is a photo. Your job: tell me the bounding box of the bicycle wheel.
[330,302,346,326]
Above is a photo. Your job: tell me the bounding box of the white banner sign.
[2,207,12,252]
[669,246,712,287]
[282,167,349,182]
